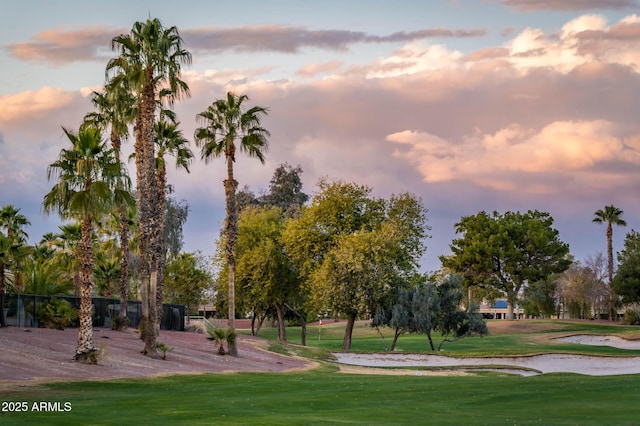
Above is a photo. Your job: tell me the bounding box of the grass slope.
[2,320,639,425]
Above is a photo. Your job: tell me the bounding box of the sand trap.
[555,334,640,350]
[333,334,640,376]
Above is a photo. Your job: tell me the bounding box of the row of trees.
[13,17,266,360]
[438,205,633,322]
[211,168,489,351]
[4,16,636,361]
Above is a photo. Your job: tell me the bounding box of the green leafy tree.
[236,206,301,342]
[522,278,559,318]
[163,252,212,318]
[593,205,626,320]
[283,180,428,350]
[194,92,269,356]
[442,210,571,320]
[108,17,191,356]
[435,273,487,351]
[164,197,189,261]
[614,230,640,305]
[43,126,131,363]
[260,163,309,215]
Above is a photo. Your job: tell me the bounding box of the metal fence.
[1,294,184,331]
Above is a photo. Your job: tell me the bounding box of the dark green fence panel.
[1,294,184,331]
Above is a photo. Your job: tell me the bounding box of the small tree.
[614,230,640,305]
[163,252,212,318]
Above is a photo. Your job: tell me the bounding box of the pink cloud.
[183,25,486,55]
[0,87,78,123]
[500,0,639,11]
[7,25,122,64]
[387,120,640,193]
[296,60,343,77]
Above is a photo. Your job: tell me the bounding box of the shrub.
[203,319,237,355]
[112,316,130,331]
[38,297,78,330]
[622,308,640,325]
[156,342,174,360]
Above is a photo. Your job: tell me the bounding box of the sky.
[2,0,640,272]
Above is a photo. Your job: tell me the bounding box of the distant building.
[479,300,523,319]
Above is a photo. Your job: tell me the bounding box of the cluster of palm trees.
[35,18,269,361]
[0,205,32,327]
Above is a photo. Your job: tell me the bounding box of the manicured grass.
[2,320,640,425]
[252,320,640,356]
[1,369,639,425]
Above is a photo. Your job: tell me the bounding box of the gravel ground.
[0,326,313,389]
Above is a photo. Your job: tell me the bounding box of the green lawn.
[257,319,640,356]
[2,320,640,425]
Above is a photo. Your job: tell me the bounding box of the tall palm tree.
[593,205,627,321]
[153,120,192,321]
[108,18,191,356]
[84,86,136,331]
[194,92,269,356]
[0,205,31,327]
[43,125,131,363]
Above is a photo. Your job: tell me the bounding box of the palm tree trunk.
[0,264,6,328]
[136,76,159,356]
[75,217,96,363]
[155,169,167,334]
[607,223,616,321]
[117,204,130,331]
[224,151,239,356]
[111,131,130,332]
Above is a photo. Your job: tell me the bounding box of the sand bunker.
[332,352,640,376]
[555,334,640,350]
[333,335,640,376]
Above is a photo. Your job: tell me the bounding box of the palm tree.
[153,120,193,321]
[593,205,627,321]
[194,92,270,356]
[108,18,191,356]
[50,223,84,297]
[0,205,31,327]
[84,86,136,331]
[43,125,131,363]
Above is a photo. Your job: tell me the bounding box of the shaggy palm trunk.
[0,264,5,328]
[111,132,130,332]
[75,217,96,363]
[117,204,130,331]
[155,167,167,334]
[136,74,159,356]
[606,224,616,321]
[0,262,7,327]
[224,149,239,357]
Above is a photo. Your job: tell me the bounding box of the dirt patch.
[487,320,562,334]
[0,326,314,390]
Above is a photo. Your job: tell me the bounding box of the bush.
[622,308,640,325]
[203,319,237,355]
[38,297,78,330]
